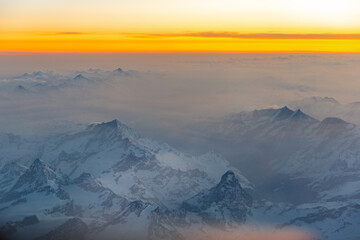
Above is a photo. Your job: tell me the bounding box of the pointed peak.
[114,68,124,72]
[86,119,140,140]
[1,159,58,202]
[292,109,304,116]
[31,158,45,168]
[182,170,253,223]
[73,74,87,80]
[28,158,56,177]
[113,67,124,73]
[273,106,294,120]
[219,170,238,186]
[93,119,127,129]
[289,109,316,121]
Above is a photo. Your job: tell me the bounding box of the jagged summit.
[289,109,315,121]
[30,158,46,171]
[274,106,294,120]
[219,170,237,187]
[1,159,58,202]
[182,170,253,225]
[228,106,317,127]
[86,119,140,140]
[13,159,57,188]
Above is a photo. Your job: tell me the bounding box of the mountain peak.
[321,117,348,125]
[73,74,87,80]
[1,159,58,202]
[273,106,294,120]
[289,109,315,121]
[113,67,124,73]
[219,170,237,186]
[182,170,253,225]
[22,158,57,185]
[87,119,140,140]
[31,158,44,169]
[318,117,354,131]
[14,85,29,93]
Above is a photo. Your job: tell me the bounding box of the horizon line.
[1,50,360,55]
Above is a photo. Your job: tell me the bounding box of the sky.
[1,1,360,151]
[1,0,360,52]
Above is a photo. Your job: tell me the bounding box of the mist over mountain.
[1,54,360,239]
[1,53,360,140]
[289,96,360,125]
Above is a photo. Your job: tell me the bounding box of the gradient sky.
[1,0,360,52]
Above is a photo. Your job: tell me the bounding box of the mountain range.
[0,108,360,239]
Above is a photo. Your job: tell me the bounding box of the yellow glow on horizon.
[1,36,360,53]
[1,0,360,53]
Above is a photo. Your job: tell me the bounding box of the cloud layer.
[0,53,360,148]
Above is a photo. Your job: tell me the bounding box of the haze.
[0,53,359,149]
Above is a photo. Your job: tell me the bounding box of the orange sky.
[1,0,360,53]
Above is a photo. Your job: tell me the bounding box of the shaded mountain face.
[0,118,359,240]
[200,106,360,203]
[181,171,252,226]
[0,119,252,240]
[1,159,63,203]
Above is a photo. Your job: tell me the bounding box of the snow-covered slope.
[0,119,252,240]
[1,117,359,240]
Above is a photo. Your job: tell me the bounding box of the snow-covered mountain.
[0,117,359,239]
[201,106,360,204]
[0,119,253,240]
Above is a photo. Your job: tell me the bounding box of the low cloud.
[0,53,360,148]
